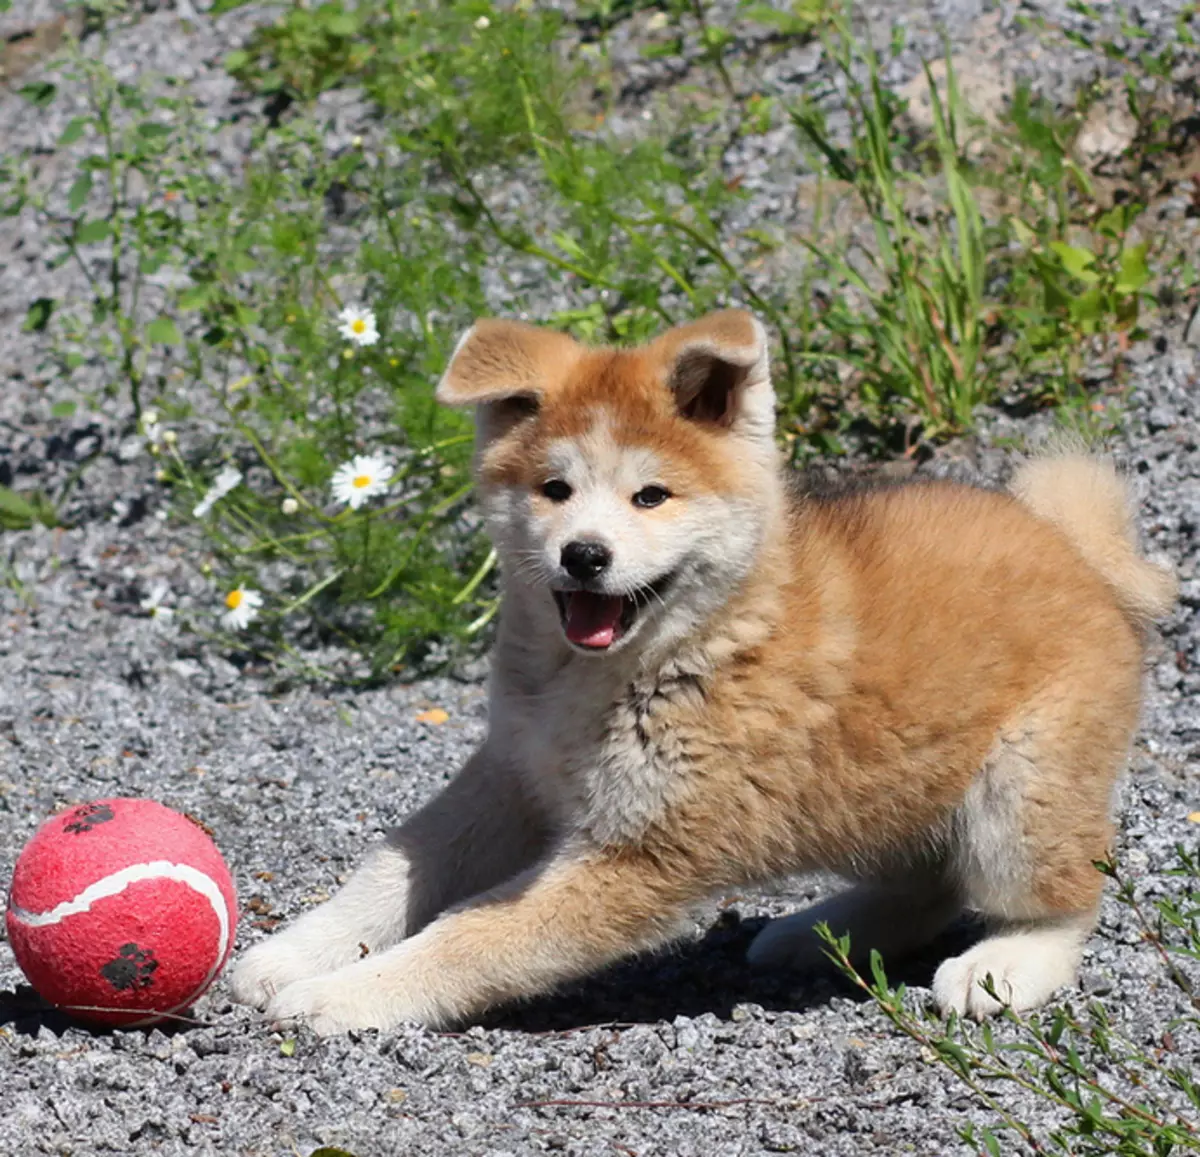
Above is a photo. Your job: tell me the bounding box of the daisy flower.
[193,465,243,519]
[281,497,299,516]
[221,586,263,631]
[140,581,175,630]
[141,409,161,437]
[330,453,394,510]
[337,305,379,347]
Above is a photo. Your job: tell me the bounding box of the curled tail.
[1010,452,1177,625]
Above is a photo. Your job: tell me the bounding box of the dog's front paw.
[230,934,340,1010]
[264,967,411,1036]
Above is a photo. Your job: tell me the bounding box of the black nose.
[561,540,612,581]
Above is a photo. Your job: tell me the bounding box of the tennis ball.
[5,798,238,1027]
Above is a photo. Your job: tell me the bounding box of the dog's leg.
[931,713,1119,1019]
[263,846,688,1034]
[229,750,548,1009]
[747,876,962,974]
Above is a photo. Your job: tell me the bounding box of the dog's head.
[437,310,782,657]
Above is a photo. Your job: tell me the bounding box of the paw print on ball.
[100,943,159,991]
[63,803,115,834]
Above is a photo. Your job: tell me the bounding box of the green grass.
[3,0,1195,673]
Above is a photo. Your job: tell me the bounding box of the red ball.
[5,798,238,1027]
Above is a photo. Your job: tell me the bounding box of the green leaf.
[0,487,36,527]
[741,4,822,34]
[23,297,55,332]
[1008,216,1037,247]
[67,173,93,214]
[19,82,56,108]
[279,1037,296,1057]
[177,286,212,311]
[308,1149,358,1157]
[640,37,684,59]
[139,249,170,275]
[51,401,77,418]
[1070,288,1105,327]
[1115,242,1150,293]
[224,49,252,73]
[210,0,255,11]
[980,1129,1003,1157]
[76,219,111,244]
[1049,241,1097,278]
[322,12,359,37]
[145,317,183,345]
[137,122,173,141]
[934,1038,973,1076]
[0,486,56,530]
[550,231,587,263]
[59,117,91,146]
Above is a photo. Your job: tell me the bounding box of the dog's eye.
[632,485,670,509]
[541,479,573,502]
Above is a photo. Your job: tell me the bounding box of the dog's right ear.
[436,320,580,411]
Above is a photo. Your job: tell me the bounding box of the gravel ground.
[2,2,1198,1155]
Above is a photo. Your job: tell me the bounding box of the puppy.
[230,310,1176,1034]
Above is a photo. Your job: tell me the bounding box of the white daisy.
[281,497,299,516]
[330,453,394,510]
[221,586,263,631]
[139,581,175,630]
[337,305,379,347]
[193,465,243,519]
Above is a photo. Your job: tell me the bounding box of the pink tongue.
[565,592,624,648]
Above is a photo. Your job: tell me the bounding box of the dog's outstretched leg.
[262,846,687,1034]
[230,750,548,1009]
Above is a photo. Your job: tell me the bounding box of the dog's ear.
[436,319,581,411]
[651,310,774,436]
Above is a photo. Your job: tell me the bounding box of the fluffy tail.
[1010,452,1177,624]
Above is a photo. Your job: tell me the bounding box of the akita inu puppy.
[231,310,1176,1034]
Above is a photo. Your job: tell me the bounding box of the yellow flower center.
[351,318,366,334]
[225,590,243,610]
[352,474,372,489]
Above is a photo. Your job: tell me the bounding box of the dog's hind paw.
[932,922,1086,1019]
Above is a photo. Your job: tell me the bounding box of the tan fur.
[1010,452,1178,624]
[230,311,1175,1033]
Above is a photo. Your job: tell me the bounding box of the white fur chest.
[491,657,706,847]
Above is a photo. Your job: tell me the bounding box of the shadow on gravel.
[0,984,193,1039]
[1,912,985,1038]
[485,908,985,1034]
[0,985,80,1036]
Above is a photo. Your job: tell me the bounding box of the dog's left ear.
[651,310,774,436]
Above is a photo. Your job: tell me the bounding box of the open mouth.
[552,572,676,652]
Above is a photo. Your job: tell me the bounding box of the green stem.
[452,548,496,605]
